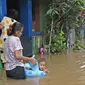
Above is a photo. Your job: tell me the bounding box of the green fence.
[32,36,43,55]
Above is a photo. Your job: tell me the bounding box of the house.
[0,0,49,56]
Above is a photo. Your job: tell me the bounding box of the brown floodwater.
[1,51,85,85]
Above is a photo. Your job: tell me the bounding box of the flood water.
[1,51,85,85]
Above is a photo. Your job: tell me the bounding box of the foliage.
[73,39,85,50]
[44,0,85,53]
[51,30,66,53]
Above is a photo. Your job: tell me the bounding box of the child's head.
[39,59,47,70]
[7,22,23,37]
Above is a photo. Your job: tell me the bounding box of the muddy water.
[1,51,85,85]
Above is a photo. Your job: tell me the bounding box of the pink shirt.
[4,35,24,70]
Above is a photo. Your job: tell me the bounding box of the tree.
[45,0,85,54]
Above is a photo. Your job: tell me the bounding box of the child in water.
[25,59,49,73]
[39,44,47,59]
[39,59,49,73]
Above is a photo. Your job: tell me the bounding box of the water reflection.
[26,77,41,85]
[0,69,7,85]
[1,51,85,85]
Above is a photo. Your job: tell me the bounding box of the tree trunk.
[48,17,53,55]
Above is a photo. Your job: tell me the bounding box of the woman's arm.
[14,50,37,65]
[0,24,4,29]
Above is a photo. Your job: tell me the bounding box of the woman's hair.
[7,22,23,36]
[7,9,18,19]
